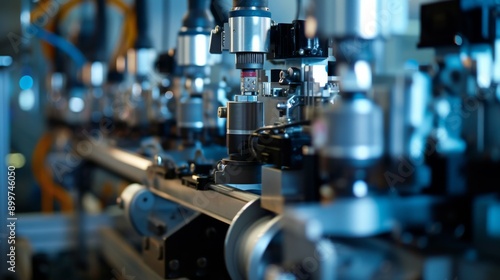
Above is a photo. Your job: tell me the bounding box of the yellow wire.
[30,0,136,66]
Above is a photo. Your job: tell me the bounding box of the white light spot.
[435,99,451,118]
[165,91,174,99]
[132,83,142,97]
[69,97,85,113]
[354,61,372,90]
[353,98,372,114]
[476,51,492,88]
[18,89,35,111]
[353,180,368,197]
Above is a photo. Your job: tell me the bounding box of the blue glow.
[18,89,35,111]
[19,75,33,90]
[353,180,368,198]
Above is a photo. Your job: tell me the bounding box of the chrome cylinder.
[314,0,379,39]
[314,96,383,162]
[178,97,204,130]
[177,32,212,66]
[229,15,271,53]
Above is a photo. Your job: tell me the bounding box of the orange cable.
[32,132,74,212]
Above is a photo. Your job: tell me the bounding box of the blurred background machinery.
[0,0,500,279]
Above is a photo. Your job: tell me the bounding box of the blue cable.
[30,25,87,68]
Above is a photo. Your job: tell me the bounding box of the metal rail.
[82,141,259,224]
[84,142,151,183]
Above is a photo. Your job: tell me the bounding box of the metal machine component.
[120,184,198,236]
[225,199,281,280]
[13,0,500,279]
[223,99,263,157]
[227,0,271,70]
[177,95,204,130]
[215,98,263,186]
[313,0,381,39]
[177,35,212,67]
[266,19,337,123]
[175,0,220,143]
[314,95,384,164]
[142,213,230,279]
[261,167,305,213]
[312,0,408,38]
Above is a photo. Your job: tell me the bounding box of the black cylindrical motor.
[223,101,263,159]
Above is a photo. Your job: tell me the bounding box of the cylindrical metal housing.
[178,97,204,130]
[127,48,156,76]
[176,0,214,67]
[229,15,271,53]
[314,0,380,39]
[177,33,212,66]
[314,96,383,162]
[226,101,263,156]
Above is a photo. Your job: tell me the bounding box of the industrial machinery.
[2,0,500,279]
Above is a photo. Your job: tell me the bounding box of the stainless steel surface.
[234,94,258,102]
[226,129,256,135]
[177,33,212,66]
[261,166,303,213]
[178,97,204,129]
[241,76,258,92]
[315,97,384,161]
[283,197,393,237]
[82,142,258,224]
[82,142,151,183]
[229,16,271,52]
[81,61,106,87]
[127,48,156,76]
[150,179,258,224]
[225,199,281,280]
[314,0,380,39]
